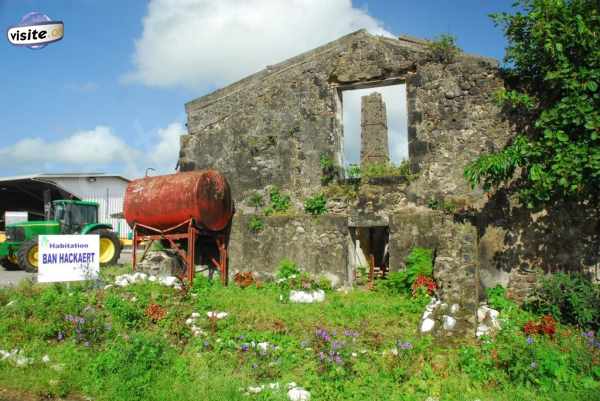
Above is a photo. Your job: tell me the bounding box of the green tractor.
[0,200,122,272]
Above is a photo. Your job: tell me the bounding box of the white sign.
[38,235,99,283]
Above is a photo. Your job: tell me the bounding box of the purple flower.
[398,341,413,350]
[526,336,534,345]
[316,328,331,342]
[57,331,64,341]
[333,355,343,365]
[252,363,258,369]
[583,331,595,338]
[203,341,210,348]
[344,329,359,338]
[331,340,344,350]
[241,343,250,352]
[318,352,325,361]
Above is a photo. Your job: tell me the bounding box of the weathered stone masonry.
[361,92,389,165]
[180,29,599,333]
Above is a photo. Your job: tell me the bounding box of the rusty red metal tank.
[123,170,234,232]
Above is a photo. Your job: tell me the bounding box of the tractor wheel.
[18,238,39,273]
[91,230,121,267]
[0,255,19,270]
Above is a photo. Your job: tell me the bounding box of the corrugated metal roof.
[0,173,131,183]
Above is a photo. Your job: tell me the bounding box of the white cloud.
[342,84,408,166]
[0,123,186,179]
[147,121,186,172]
[125,0,393,89]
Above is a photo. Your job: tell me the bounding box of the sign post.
[38,235,100,283]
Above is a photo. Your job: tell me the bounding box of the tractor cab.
[51,200,99,234]
[0,199,122,272]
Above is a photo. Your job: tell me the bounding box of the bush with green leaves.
[362,160,412,179]
[320,153,337,185]
[304,193,327,215]
[427,34,460,64]
[427,197,458,214]
[264,186,291,215]
[345,164,361,179]
[247,215,264,232]
[246,191,264,210]
[527,272,600,330]
[376,247,434,295]
[465,0,600,207]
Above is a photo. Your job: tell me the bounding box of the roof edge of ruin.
[185,30,498,112]
[185,29,376,111]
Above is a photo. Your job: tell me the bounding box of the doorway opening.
[349,226,389,284]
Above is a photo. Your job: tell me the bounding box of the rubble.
[289,289,326,303]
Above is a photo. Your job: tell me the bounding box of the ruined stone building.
[179,30,599,335]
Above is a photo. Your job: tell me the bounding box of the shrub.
[362,161,411,179]
[427,34,459,64]
[377,247,434,295]
[527,273,600,330]
[265,187,290,215]
[276,259,300,281]
[427,197,457,214]
[320,154,337,185]
[104,294,144,329]
[247,216,264,233]
[346,164,361,179]
[486,285,516,312]
[246,192,264,210]
[304,193,327,215]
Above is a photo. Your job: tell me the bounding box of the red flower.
[411,275,437,296]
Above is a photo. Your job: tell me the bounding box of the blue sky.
[0,0,514,179]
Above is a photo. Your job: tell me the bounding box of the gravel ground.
[0,249,133,287]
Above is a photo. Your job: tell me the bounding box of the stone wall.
[229,215,349,286]
[181,30,505,206]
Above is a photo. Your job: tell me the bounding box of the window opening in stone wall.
[341,84,408,173]
[349,226,389,283]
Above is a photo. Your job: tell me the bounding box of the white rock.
[247,386,263,394]
[185,318,195,326]
[131,272,148,282]
[450,304,460,314]
[148,275,158,282]
[288,387,311,401]
[422,311,432,320]
[421,318,435,333]
[159,276,179,287]
[191,312,201,319]
[442,315,457,331]
[476,324,490,338]
[477,306,490,322]
[488,308,500,320]
[257,342,270,353]
[312,290,326,302]
[207,311,228,319]
[289,290,326,303]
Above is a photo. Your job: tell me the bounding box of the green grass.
[0,273,597,401]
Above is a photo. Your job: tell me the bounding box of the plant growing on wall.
[427,34,460,64]
[264,187,291,215]
[346,164,361,179]
[464,0,600,208]
[320,153,337,185]
[304,193,328,215]
[247,192,264,211]
[247,216,264,233]
[361,160,412,179]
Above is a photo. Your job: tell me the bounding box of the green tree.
[464,0,600,208]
